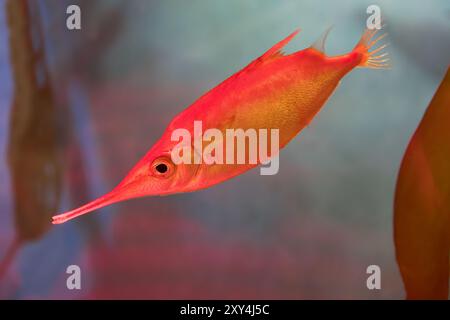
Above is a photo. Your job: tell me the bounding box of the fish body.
[53,26,388,224]
[394,68,450,299]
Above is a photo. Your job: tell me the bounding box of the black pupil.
[155,163,168,174]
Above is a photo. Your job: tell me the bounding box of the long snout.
[51,182,139,224]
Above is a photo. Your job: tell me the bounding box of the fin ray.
[353,25,390,69]
[258,29,300,63]
[311,26,333,53]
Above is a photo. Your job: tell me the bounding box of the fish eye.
[155,163,168,174]
[151,157,175,178]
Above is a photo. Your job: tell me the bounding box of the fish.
[394,67,450,299]
[52,25,389,224]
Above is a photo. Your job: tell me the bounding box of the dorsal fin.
[311,26,333,53]
[216,30,300,88]
[258,29,300,62]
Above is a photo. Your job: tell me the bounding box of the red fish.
[394,68,450,299]
[52,26,389,224]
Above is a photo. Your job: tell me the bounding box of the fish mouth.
[52,190,121,224]
[51,181,139,224]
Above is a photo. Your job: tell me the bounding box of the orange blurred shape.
[394,67,450,299]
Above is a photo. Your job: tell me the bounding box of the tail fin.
[353,26,390,69]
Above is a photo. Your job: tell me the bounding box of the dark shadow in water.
[0,0,126,290]
[0,0,66,280]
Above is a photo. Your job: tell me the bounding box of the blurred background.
[0,0,448,299]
